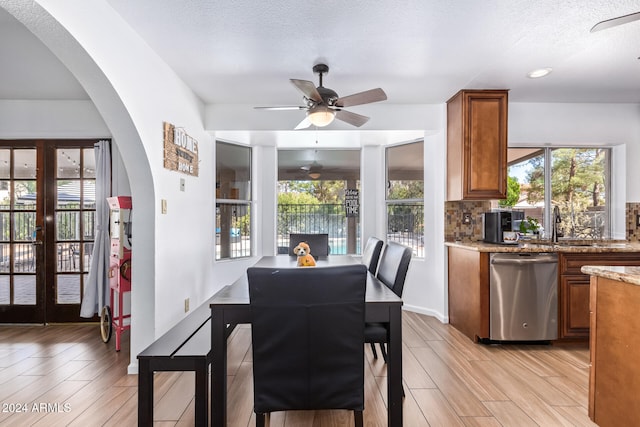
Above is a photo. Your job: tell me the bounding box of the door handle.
[32,240,43,246]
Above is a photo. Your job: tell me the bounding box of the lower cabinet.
[558,252,640,341]
[447,246,489,341]
[589,275,640,426]
[448,247,640,342]
[559,274,591,339]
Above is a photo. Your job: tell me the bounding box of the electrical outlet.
[462,213,472,225]
[161,199,167,214]
[184,298,190,313]
[180,178,185,192]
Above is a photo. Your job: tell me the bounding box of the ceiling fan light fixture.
[307,105,335,127]
[527,67,552,79]
[308,171,321,179]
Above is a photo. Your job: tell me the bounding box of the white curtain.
[80,140,111,318]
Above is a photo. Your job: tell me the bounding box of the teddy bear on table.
[292,241,317,267]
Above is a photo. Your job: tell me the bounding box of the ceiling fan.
[283,161,325,180]
[283,150,343,180]
[591,11,640,32]
[255,63,387,129]
[300,161,324,179]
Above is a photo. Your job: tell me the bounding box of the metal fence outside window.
[387,203,424,257]
[277,204,360,255]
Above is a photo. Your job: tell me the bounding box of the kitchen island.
[445,240,640,342]
[581,265,640,427]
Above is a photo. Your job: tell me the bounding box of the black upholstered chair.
[248,264,368,427]
[365,241,412,362]
[361,236,383,275]
[288,233,330,258]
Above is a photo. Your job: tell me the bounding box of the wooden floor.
[0,311,596,426]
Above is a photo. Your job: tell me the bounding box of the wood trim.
[588,275,597,420]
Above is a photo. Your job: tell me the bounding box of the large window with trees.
[503,147,610,239]
[386,141,424,257]
[216,142,251,259]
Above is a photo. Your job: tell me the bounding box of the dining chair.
[365,241,412,362]
[247,264,367,427]
[361,236,383,274]
[288,233,330,258]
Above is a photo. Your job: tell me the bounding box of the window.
[216,142,251,259]
[276,149,361,254]
[386,141,424,257]
[505,147,610,239]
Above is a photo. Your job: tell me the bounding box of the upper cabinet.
[446,89,508,201]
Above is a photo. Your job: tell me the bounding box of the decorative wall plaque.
[163,121,199,176]
[345,188,359,217]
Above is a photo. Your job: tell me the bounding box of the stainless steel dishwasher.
[489,253,558,341]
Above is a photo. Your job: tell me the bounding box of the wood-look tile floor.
[0,312,596,426]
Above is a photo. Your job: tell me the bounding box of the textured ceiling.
[2,1,640,107]
[102,0,640,105]
[2,0,640,172]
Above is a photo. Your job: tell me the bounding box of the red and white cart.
[100,196,132,352]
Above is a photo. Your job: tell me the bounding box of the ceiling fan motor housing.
[317,87,339,106]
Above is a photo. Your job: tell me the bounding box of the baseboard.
[128,361,138,375]
[402,304,448,323]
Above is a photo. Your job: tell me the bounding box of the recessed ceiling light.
[527,68,552,79]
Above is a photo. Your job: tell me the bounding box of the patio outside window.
[277,149,361,254]
[501,147,610,239]
[216,142,251,260]
[386,140,424,257]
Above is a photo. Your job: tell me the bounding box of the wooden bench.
[137,298,235,426]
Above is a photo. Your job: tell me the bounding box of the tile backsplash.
[444,201,491,242]
[446,201,640,242]
[627,202,640,242]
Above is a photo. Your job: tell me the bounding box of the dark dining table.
[210,255,404,426]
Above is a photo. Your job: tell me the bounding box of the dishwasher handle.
[491,254,558,265]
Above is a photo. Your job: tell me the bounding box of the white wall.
[0,100,109,138]
[1,0,222,373]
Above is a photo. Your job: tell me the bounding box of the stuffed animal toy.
[292,241,316,267]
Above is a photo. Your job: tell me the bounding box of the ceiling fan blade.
[290,79,323,103]
[591,11,640,32]
[335,110,370,127]
[335,88,387,108]
[254,106,306,110]
[294,116,312,130]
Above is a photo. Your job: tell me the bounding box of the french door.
[0,140,99,323]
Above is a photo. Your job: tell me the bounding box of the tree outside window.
[386,141,424,257]
[504,147,610,239]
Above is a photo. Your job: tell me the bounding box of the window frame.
[384,140,424,258]
[507,146,612,239]
[215,141,252,260]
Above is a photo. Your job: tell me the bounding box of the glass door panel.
[48,145,96,321]
[0,141,99,323]
[0,146,41,322]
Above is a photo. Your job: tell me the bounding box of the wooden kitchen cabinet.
[446,89,508,201]
[447,246,490,341]
[588,274,640,426]
[559,274,591,339]
[447,245,640,343]
[558,252,640,341]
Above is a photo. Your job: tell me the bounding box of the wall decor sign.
[345,188,359,217]
[163,121,199,176]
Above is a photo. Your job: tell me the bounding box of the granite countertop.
[444,240,640,253]
[581,265,640,286]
